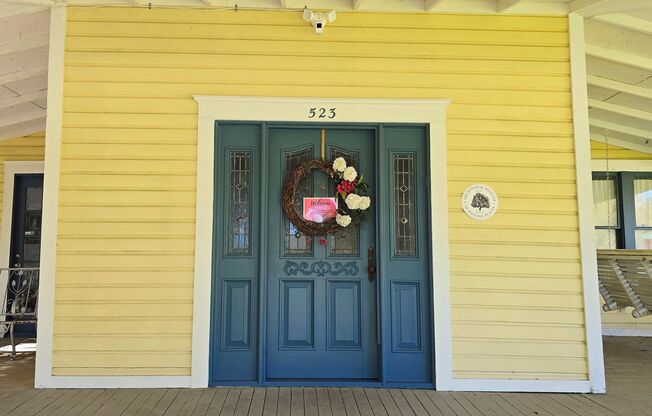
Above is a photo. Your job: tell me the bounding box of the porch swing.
[597,131,652,318]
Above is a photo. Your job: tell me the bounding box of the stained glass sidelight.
[228,151,251,255]
[284,148,314,255]
[329,147,360,256]
[393,154,416,257]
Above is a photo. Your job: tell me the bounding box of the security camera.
[303,9,336,35]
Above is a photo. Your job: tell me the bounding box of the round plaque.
[461,184,498,221]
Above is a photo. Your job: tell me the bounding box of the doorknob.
[368,246,376,281]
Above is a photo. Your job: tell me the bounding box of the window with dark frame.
[592,172,652,249]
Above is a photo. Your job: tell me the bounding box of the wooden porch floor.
[1,337,651,416]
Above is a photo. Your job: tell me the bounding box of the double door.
[211,123,432,386]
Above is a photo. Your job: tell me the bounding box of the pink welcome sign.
[303,197,338,223]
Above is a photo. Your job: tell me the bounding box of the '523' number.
[308,107,336,119]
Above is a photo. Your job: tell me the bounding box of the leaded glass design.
[394,154,416,257]
[329,147,359,256]
[228,151,251,255]
[284,148,313,255]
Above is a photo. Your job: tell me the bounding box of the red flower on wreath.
[337,180,357,195]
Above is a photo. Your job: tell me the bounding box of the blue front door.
[266,127,378,380]
[210,122,433,386]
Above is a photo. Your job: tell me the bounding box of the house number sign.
[308,107,337,119]
[462,184,498,221]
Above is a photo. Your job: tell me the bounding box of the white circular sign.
[462,184,498,221]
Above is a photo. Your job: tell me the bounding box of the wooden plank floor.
[1,337,652,416]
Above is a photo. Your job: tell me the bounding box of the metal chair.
[0,268,39,359]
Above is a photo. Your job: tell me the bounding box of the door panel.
[380,125,433,384]
[266,127,378,380]
[211,123,261,383]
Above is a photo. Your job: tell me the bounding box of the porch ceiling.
[0,0,651,151]
[586,7,652,154]
[0,6,48,141]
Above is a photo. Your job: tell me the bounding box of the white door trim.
[191,96,453,388]
[0,161,44,336]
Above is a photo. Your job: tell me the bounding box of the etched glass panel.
[329,148,359,256]
[284,148,313,255]
[394,154,416,257]
[228,151,251,255]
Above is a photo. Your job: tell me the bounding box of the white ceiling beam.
[3,0,55,6]
[586,44,652,72]
[0,105,45,130]
[0,89,46,110]
[593,14,652,36]
[497,0,524,12]
[0,34,48,56]
[0,3,47,18]
[424,0,444,11]
[588,98,652,123]
[588,75,652,100]
[0,117,45,142]
[591,118,652,141]
[590,133,652,155]
[0,65,47,85]
[570,0,652,17]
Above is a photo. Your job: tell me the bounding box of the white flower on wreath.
[332,157,347,173]
[343,166,357,182]
[345,193,362,210]
[336,214,352,227]
[359,196,371,210]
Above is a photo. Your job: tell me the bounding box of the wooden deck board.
[376,389,400,416]
[351,388,374,416]
[1,337,652,416]
[248,388,267,416]
[191,389,217,416]
[207,388,230,415]
[235,388,254,416]
[362,389,387,416]
[261,387,278,416]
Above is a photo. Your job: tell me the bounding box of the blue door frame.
[210,122,435,388]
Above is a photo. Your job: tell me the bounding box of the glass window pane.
[635,178,652,227]
[636,230,652,249]
[393,153,416,257]
[228,151,251,255]
[283,147,313,256]
[595,229,616,250]
[592,178,617,227]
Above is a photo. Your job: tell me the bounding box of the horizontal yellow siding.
[55,7,587,380]
[591,140,652,332]
[0,133,46,231]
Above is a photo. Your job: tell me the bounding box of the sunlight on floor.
[0,342,36,353]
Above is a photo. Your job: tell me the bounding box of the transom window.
[592,172,652,249]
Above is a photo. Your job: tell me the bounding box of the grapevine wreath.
[281,157,372,236]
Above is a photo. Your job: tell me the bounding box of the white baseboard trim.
[603,328,652,337]
[36,376,191,389]
[37,375,593,392]
[443,379,593,393]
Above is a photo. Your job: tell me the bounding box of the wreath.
[281,157,371,236]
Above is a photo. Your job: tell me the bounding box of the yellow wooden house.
[0,0,651,394]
